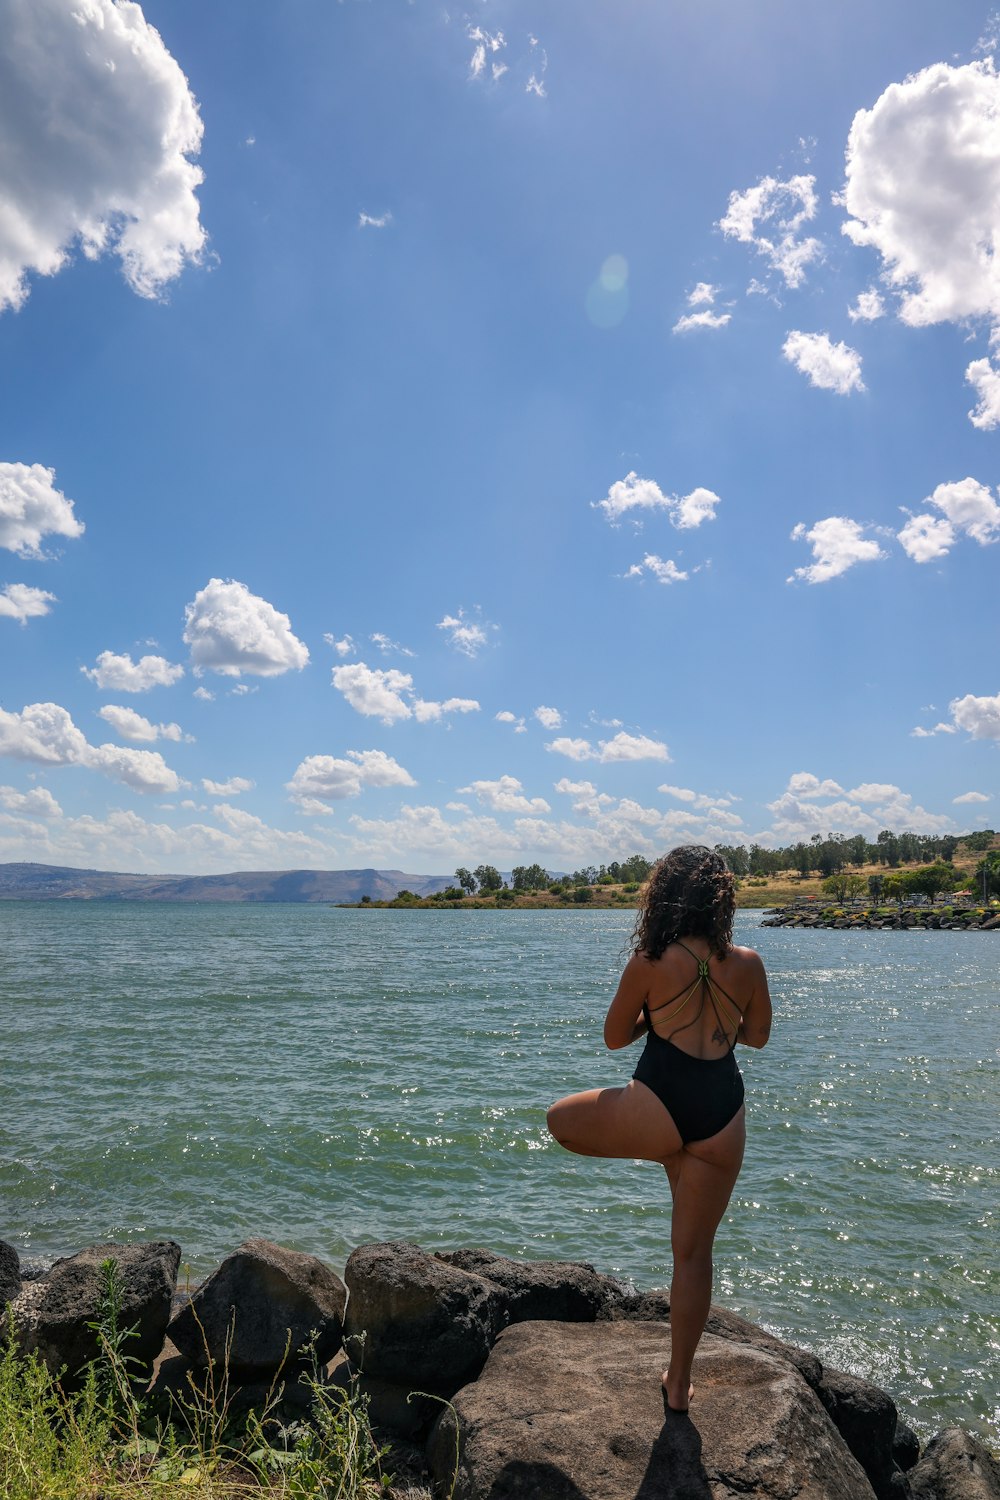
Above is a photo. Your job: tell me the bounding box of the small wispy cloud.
[358,210,392,230]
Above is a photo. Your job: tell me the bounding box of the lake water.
[1,903,997,1446]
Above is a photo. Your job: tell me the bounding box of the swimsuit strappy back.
[631,940,745,1144]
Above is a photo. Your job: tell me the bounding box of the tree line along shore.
[343,831,1000,912]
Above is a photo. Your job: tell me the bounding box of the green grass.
[0,1261,419,1499]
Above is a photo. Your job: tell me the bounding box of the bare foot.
[662,1373,694,1412]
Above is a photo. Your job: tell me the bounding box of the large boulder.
[613,1291,824,1389]
[437,1247,628,1325]
[615,1294,908,1496]
[0,1241,19,1310]
[167,1239,346,1378]
[909,1428,1000,1500]
[427,1320,878,1500]
[10,1240,180,1377]
[816,1366,904,1500]
[343,1240,504,1397]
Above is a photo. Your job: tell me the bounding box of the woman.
[546,845,772,1412]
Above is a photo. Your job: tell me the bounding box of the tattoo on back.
[712,1026,728,1046]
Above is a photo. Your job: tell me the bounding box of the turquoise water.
[1,903,997,1445]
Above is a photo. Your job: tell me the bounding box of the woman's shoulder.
[725,943,766,969]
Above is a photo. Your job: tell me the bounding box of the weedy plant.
[0,1261,403,1498]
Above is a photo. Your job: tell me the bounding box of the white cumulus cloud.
[788,516,885,583]
[436,609,493,658]
[0,0,206,312]
[688,282,718,306]
[202,776,254,797]
[412,697,480,722]
[458,775,551,815]
[595,473,720,529]
[287,749,416,813]
[966,355,1000,430]
[719,173,822,287]
[848,288,885,322]
[495,710,527,733]
[331,662,478,726]
[672,310,731,334]
[842,60,1000,328]
[785,772,846,799]
[183,579,309,678]
[0,701,179,793]
[0,784,62,818]
[953,790,991,804]
[782,331,865,394]
[0,463,85,557]
[897,514,955,563]
[98,705,189,743]
[546,732,670,764]
[625,554,688,585]
[534,705,562,729]
[949,692,1000,740]
[0,582,56,623]
[332,663,414,723]
[82,650,184,692]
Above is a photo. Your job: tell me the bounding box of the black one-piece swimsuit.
[632,941,745,1145]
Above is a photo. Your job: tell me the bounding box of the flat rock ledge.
[428,1321,875,1500]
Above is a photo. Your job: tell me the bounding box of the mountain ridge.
[0,862,452,903]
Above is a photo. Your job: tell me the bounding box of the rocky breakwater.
[3,1235,999,1500]
[761,903,1000,932]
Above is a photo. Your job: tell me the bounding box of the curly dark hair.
[630,845,735,961]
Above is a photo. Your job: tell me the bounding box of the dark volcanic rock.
[817,1365,903,1500]
[909,1428,1000,1500]
[168,1239,346,1377]
[437,1247,628,1324]
[10,1240,180,1377]
[0,1240,19,1310]
[427,1319,878,1500]
[894,1422,921,1473]
[343,1240,503,1397]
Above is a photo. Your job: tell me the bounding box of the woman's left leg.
[547,1080,683,1161]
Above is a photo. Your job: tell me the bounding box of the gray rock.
[437,1247,628,1324]
[343,1240,503,1397]
[427,1320,877,1500]
[817,1365,903,1500]
[909,1428,1000,1500]
[0,1240,19,1310]
[10,1240,180,1377]
[167,1238,346,1378]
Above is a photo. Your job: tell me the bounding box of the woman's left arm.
[603,953,651,1050]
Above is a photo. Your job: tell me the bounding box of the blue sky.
[0,0,998,875]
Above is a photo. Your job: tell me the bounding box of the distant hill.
[0,863,452,903]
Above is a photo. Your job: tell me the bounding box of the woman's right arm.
[603,953,651,1050]
[737,951,772,1049]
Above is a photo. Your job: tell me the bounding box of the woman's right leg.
[546,1079,683,1161]
[664,1106,745,1411]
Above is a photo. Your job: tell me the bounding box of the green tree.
[867,873,884,904]
[455,866,477,895]
[511,863,549,891]
[974,851,1000,898]
[876,830,900,867]
[473,864,503,893]
[822,872,866,904]
[903,863,958,903]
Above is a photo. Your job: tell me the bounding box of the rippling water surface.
[1,903,997,1444]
